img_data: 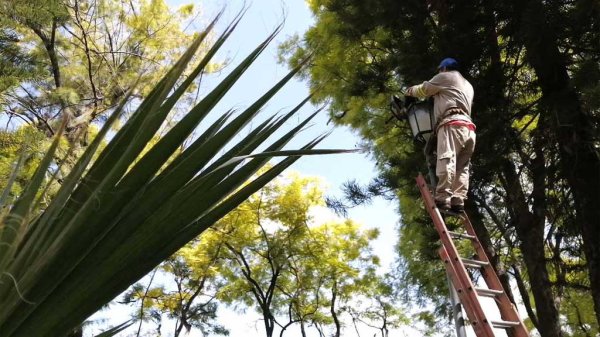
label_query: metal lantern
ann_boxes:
[389,95,434,143]
[407,100,434,143]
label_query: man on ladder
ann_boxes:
[405,58,476,213]
[406,59,529,337]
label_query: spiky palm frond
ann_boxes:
[0,13,350,337]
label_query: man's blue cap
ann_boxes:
[438,57,459,70]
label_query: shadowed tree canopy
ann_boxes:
[283,1,600,336]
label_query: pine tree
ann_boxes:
[284,0,600,335]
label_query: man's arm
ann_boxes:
[405,73,447,98]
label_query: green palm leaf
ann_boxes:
[0,13,347,337]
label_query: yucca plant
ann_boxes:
[0,13,351,337]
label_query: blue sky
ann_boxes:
[186,0,401,267]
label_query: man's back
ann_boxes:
[423,70,474,127]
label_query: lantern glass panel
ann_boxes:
[408,113,420,138]
[414,106,432,132]
[407,102,434,142]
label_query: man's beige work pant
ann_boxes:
[435,124,476,206]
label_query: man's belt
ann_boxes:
[444,107,467,117]
[435,108,472,132]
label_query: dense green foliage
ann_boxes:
[125,172,405,337]
[284,1,600,336]
[0,0,208,142]
[0,127,49,204]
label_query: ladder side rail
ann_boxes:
[439,247,495,337]
[460,215,530,337]
[446,269,468,337]
[416,175,496,337]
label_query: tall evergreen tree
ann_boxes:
[506,0,600,326]
[284,0,599,335]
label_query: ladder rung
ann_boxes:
[447,231,476,240]
[461,258,489,268]
[490,319,521,329]
[475,287,504,297]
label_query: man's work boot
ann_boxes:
[451,204,465,213]
[450,197,464,213]
[435,200,451,212]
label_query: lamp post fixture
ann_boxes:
[407,100,434,143]
[390,95,437,186]
[389,95,434,144]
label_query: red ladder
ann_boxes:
[416,174,529,337]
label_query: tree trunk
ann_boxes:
[512,264,539,328]
[501,159,562,337]
[516,0,600,325]
[475,194,541,330]
[300,320,307,337]
[330,281,341,337]
[262,306,275,337]
[465,198,517,306]
[30,20,61,90]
